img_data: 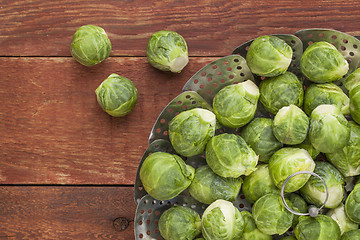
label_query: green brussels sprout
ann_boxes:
[345,183,360,224]
[169,108,216,157]
[241,118,283,163]
[279,236,296,240]
[350,84,360,125]
[146,30,188,73]
[252,193,294,235]
[242,164,279,203]
[300,161,344,208]
[95,73,138,117]
[309,104,350,153]
[326,121,360,177]
[293,136,320,160]
[139,152,195,200]
[188,165,243,204]
[205,133,258,178]
[326,203,359,235]
[259,72,304,115]
[70,25,111,66]
[246,35,293,77]
[158,206,201,240]
[300,41,349,83]
[341,229,360,240]
[303,83,350,115]
[269,147,315,192]
[344,68,360,91]
[273,105,309,145]
[294,215,341,240]
[285,192,308,227]
[213,80,260,128]
[201,199,244,240]
[240,210,273,240]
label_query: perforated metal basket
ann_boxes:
[134,29,360,240]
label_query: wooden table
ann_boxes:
[1,0,360,239]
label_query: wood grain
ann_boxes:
[1,0,360,57]
[0,186,136,239]
[0,56,216,185]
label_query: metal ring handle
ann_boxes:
[280,171,329,217]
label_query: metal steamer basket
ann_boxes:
[134,29,360,240]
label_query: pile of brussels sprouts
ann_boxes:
[139,35,360,240]
[70,25,189,117]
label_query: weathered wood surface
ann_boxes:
[0,56,216,185]
[0,186,136,239]
[1,0,360,57]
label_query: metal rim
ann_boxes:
[280,171,329,217]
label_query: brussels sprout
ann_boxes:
[242,164,279,203]
[345,183,360,224]
[95,73,138,117]
[158,206,201,240]
[326,121,360,177]
[188,165,243,204]
[146,30,188,73]
[285,192,308,227]
[293,136,320,160]
[213,80,260,128]
[279,236,296,240]
[269,147,315,192]
[326,203,359,235]
[273,105,309,145]
[70,25,111,66]
[341,229,360,240]
[259,72,304,115]
[300,161,344,208]
[246,35,293,77]
[240,210,273,240]
[309,104,350,153]
[139,152,195,200]
[169,108,216,157]
[344,68,360,91]
[241,118,283,163]
[300,41,349,83]
[205,133,258,178]
[303,83,350,115]
[350,84,360,125]
[201,199,244,240]
[294,215,341,240]
[252,193,294,235]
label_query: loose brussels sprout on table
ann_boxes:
[294,215,341,240]
[345,183,360,224]
[259,71,304,115]
[309,104,350,153]
[168,108,216,157]
[146,30,189,73]
[158,206,202,240]
[139,152,195,200]
[242,164,279,203]
[326,121,360,177]
[273,104,309,145]
[269,147,315,192]
[246,35,293,77]
[300,161,345,208]
[70,25,111,66]
[303,83,350,116]
[201,199,244,240]
[188,165,243,204]
[241,118,283,163]
[252,193,294,235]
[213,80,260,128]
[300,41,349,83]
[205,133,258,178]
[95,73,138,117]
